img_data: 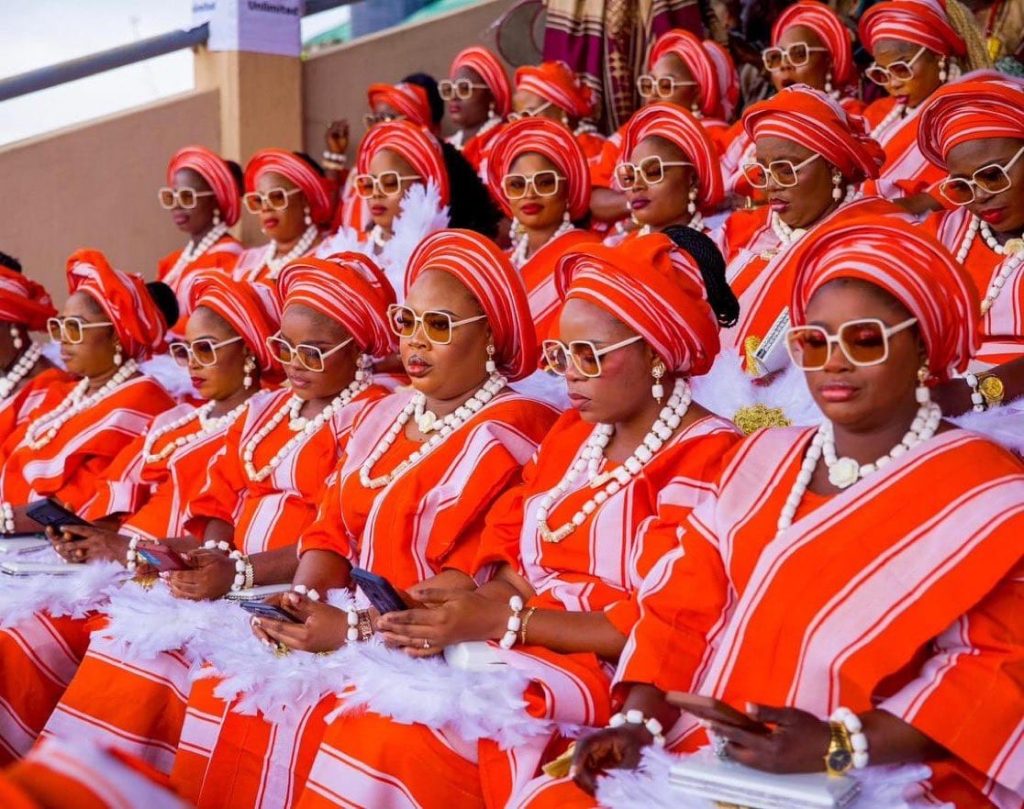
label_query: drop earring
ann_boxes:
[355,353,372,382]
[243,356,256,390]
[691,101,701,118]
[916,365,931,404]
[687,187,698,215]
[303,206,312,227]
[113,343,123,367]
[832,169,843,201]
[824,70,834,95]
[938,56,947,82]
[213,208,221,226]
[485,341,497,374]
[651,360,666,403]
[9,325,23,351]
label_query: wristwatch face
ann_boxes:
[827,748,853,773]
[979,375,1005,402]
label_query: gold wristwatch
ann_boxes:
[978,373,1006,408]
[824,721,854,777]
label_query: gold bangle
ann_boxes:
[519,607,537,645]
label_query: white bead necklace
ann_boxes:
[0,342,43,400]
[369,225,388,250]
[142,399,248,464]
[164,223,229,286]
[266,224,319,280]
[776,400,941,535]
[770,211,809,247]
[536,378,692,544]
[957,216,1024,314]
[243,377,369,482]
[23,360,139,450]
[359,373,507,489]
[510,219,574,270]
[869,102,906,142]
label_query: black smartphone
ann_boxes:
[239,600,303,624]
[2,532,48,540]
[351,567,409,614]
[137,546,192,572]
[25,498,93,535]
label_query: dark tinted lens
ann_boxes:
[243,192,263,213]
[378,172,402,195]
[762,48,784,70]
[266,189,289,210]
[865,66,890,85]
[267,337,293,363]
[788,43,810,64]
[158,188,176,208]
[789,327,829,367]
[177,188,197,208]
[888,61,914,80]
[973,165,1012,193]
[637,76,655,96]
[570,342,601,376]
[295,345,326,371]
[438,81,455,100]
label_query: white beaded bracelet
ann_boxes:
[228,550,253,592]
[202,539,231,552]
[125,534,142,572]
[321,150,347,167]
[609,709,666,747]
[2,502,14,534]
[292,584,320,602]
[499,595,524,649]
[830,707,869,769]
[963,372,986,413]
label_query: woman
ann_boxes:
[556,217,1024,809]
[0,266,63,443]
[168,229,560,806]
[43,253,394,772]
[607,102,724,244]
[0,249,176,524]
[156,145,244,336]
[443,46,511,174]
[918,72,1024,413]
[718,85,894,379]
[858,0,980,214]
[0,272,278,763]
[282,235,740,809]
[723,0,862,205]
[233,150,333,286]
[486,117,599,340]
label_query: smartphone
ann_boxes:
[25,498,93,535]
[136,546,192,572]
[666,692,771,734]
[351,567,409,614]
[239,600,302,624]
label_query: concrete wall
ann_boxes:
[0,90,220,301]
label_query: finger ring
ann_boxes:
[422,639,431,649]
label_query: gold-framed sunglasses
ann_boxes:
[636,74,696,99]
[169,336,243,368]
[158,187,214,210]
[542,335,643,378]
[439,79,488,100]
[785,317,917,370]
[500,170,566,200]
[938,145,1024,206]
[353,172,423,199]
[615,155,693,190]
[388,304,486,345]
[243,187,302,214]
[761,42,829,71]
[865,46,927,85]
[507,101,554,122]
[46,316,114,344]
[363,111,405,129]
[266,334,353,373]
[741,153,821,189]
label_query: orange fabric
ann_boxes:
[0,369,68,449]
[859,0,967,57]
[518,229,600,342]
[156,235,243,339]
[167,145,242,227]
[515,62,595,119]
[231,241,320,287]
[0,267,56,331]
[458,119,506,174]
[245,150,334,226]
[356,120,450,206]
[772,0,857,86]
[450,46,511,117]
[367,82,433,128]
[619,427,1024,807]
[0,375,174,509]
[861,95,946,200]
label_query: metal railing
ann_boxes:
[0,0,356,104]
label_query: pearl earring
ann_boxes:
[485,342,497,374]
[938,57,947,82]
[651,360,666,403]
[243,356,256,390]
[303,206,312,227]
[687,187,698,216]
[916,365,931,404]
[113,344,123,367]
[824,71,834,95]
[355,353,372,382]
[9,325,23,351]
[832,170,843,201]
[563,209,572,225]
[488,101,497,121]
[691,102,701,118]
[213,208,221,226]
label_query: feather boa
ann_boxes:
[0,554,128,629]
[597,746,949,809]
[950,395,1024,453]
[140,354,197,401]
[316,182,449,300]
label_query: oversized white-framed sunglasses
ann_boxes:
[46,316,114,344]
[363,111,405,129]
[785,317,918,370]
[158,187,214,210]
[761,42,829,71]
[266,333,353,373]
[169,336,243,368]
[353,171,423,199]
[501,170,566,199]
[388,304,487,345]
[865,45,928,85]
[507,101,554,122]
[439,79,488,100]
[741,153,821,189]
[636,74,696,98]
[938,145,1024,206]
[542,335,643,378]
[243,187,301,214]
[615,155,693,190]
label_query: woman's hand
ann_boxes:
[708,703,830,774]
[251,592,349,653]
[376,587,509,658]
[571,724,654,796]
[47,525,130,564]
[163,549,235,601]
[325,120,350,154]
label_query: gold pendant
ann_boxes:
[1003,237,1024,255]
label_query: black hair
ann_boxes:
[293,151,326,177]
[0,252,22,274]
[146,281,180,330]
[662,225,740,328]
[225,159,245,195]
[441,141,502,239]
[401,72,444,126]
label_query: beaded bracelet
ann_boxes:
[609,709,666,747]
[1,502,14,534]
[963,372,987,413]
[830,707,869,769]
[292,584,320,602]
[125,534,143,572]
[202,539,231,552]
[227,550,253,592]
[345,607,373,642]
[499,595,524,649]
[321,150,347,170]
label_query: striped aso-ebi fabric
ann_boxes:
[0,266,56,331]
[356,119,450,206]
[367,81,433,128]
[450,46,511,117]
[858,0,968,58]
[167,145,241,226]
[772,0,857,87]
[486,117,591,220]
[648,29,736,120]
[514,61,595,119]
[245,149,334,226]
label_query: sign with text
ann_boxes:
[192,0,302,57]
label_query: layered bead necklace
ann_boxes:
[164,222,229,287]
[369,225,389,250]
[143,399,248,464]
[955,215,1024,315]
[536,378,692,544]
[243,375,370,482]
[764,186,856,260]
[510,218,574,270]
[776,398,942,535]
[265,224,319,280]
[635,212,704,238]
[0,342,43,400]
[24,359,139,450]
[869,102,907,142]
[359,373,507,489]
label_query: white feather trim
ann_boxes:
[377,181,450,299]
[950,397,1024,453]
[597,747,948,809]
[140,354,197,401]
[315,225,369,260]
[40,341,66,370]
[511,370,570,411]
[0,555,127,629]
